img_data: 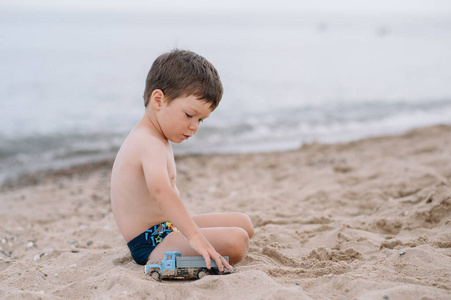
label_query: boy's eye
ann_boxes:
[185,112,203,123]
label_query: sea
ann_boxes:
[1,9,451,183]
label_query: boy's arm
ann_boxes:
[141,141,232,271]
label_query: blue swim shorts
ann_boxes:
[127,221,178,265]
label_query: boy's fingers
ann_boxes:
[206,249,224,272]
[221,256,233,271]
[203,253,212,269]
[207,251,223,271]
[213,255,224,272]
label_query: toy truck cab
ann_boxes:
[145,251,180,281]
[159,251,178,270]
[145,251,231,281]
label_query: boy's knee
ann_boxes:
[236,227,250,245]
[226,227,249,264]
[235,212,254,238]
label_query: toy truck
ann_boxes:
[145,251,232,281]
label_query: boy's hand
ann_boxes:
[188,232,233,272]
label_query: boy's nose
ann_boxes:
[188,121,198,131]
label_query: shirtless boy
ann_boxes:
[111,49,254,272]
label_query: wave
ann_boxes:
[1,98,451,184]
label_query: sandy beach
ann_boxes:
[1,124,450,299]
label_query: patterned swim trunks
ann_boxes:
[127,221,179,265]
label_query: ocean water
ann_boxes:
[1,10,451,183]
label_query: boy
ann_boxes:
[111,49,254,272]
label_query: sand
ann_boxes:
[1,125,450,299]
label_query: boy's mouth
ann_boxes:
[183,135,191,140]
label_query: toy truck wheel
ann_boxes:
[196,268,208,279]
[150,270,162,281]
[210,268,220,275]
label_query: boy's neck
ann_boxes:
[143,110,168,142]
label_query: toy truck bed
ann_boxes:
[175,256,229,268]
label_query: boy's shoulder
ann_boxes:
[128,123,167,149]
[124,120,170,159]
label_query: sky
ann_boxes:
[1,0,449,15]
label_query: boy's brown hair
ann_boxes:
[143,49,223,109]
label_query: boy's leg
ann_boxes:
[192,212,254,238]
[148,227,249,264]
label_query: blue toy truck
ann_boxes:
[145,251,232,281]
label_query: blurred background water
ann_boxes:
[1,1,451,183]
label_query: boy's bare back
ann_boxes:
[111,115,175,242]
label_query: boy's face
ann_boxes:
[156,95,213,144]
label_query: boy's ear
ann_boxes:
[150,89,165,111]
